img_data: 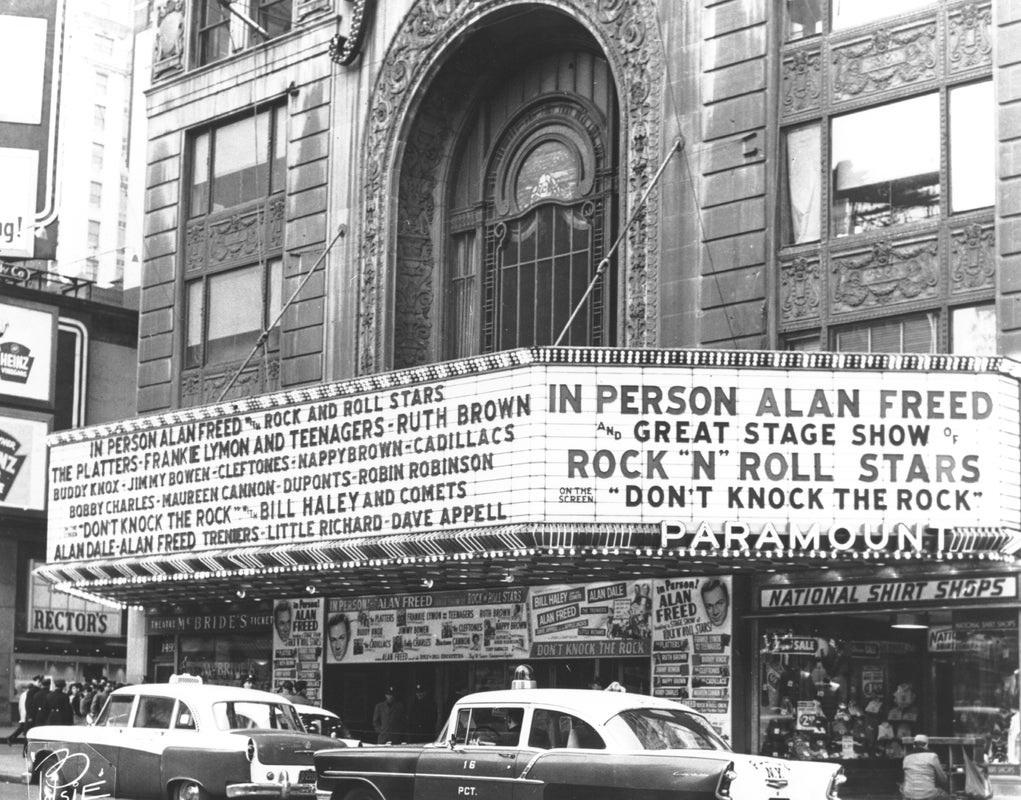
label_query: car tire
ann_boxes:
[171,779,209,800]
[342,785,381,800]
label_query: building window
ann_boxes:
[94,105,106,131]
[193,0,293,67]
[87,220,101,251]
[950,82,995,213]
[831,95,939,236]
[94,32,114,56]
[91,142,104,171]
[89,181,103,207]
[951,303,996,355]
[833,312,936,353]
[786,0,935,41]
[95,71,108,94]
[194,0,231,65]
[183,104,287,385]
[189,105,287,217]
[257,0,293,38]
[184,258,282,367]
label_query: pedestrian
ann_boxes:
[294,681,310,702]
[39,679,74,727]
[27,678,50,729]
[408,684,435,742]
[89,679,110,723]
[902,734,950,800]
[372,685,407,744]
[5,675,42,744]
[241,674,256,690]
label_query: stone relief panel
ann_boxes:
[296,0,332,22]
[185,196,285,270]
[947,3,992,74]
[780,256,822,323]
[181,360,281,407]
[831,239,939,313]
[832,22,937,102]
[782,48,822,116]
[357,0,665,374]
[153,0,185,79]
[950,222,995,293]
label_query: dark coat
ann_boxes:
[40,689,74,726]
[25,685,46,726]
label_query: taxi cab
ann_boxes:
[27,678,341,800]
[314,669,845,800]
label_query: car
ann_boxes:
[293,704,361,747]
[27,679,343,800]
[314,684,846,800]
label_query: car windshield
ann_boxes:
[212,701,303,731]
[605,707,730,751]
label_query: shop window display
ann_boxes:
[759,613,1020,769]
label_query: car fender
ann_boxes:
[162,746,251,795]
[315,745,422,800]
[519,749,733,794]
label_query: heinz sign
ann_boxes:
[46,350,1021,565]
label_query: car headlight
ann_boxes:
[827,768,847,800]
[715,762,738,800]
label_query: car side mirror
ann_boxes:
[447,734,457,750]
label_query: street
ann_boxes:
[0,783,32,800]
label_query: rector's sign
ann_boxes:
[46,350,1021,565]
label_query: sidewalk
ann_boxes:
[0,743,29,784]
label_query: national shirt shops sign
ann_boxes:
[45,349,1021,565]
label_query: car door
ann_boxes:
[117,694,175,799]
[414,705,524,800]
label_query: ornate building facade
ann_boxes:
[39,0,1021,795]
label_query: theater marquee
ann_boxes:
[45,349,1021,566]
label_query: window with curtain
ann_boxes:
[833,313,936,353]
[783,124,821,245]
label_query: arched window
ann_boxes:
[445,53,617,357]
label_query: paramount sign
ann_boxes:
[660,520,940,555]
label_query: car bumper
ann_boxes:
[226,783,316,800]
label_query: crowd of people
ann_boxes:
[6,675,120,746]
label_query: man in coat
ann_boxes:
[372,686,407,744]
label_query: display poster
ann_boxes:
[0,411,49,511]
[528,580,652,658]
[326,588,528,663]
[271,597,323,704]
[651,576,732,740]
[46,359,1021,566]
[0,300,55,404]
[26,559,122,637]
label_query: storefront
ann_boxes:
[753,569,1020,795]
[37,348,1021,783]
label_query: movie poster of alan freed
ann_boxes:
[652,576,733,740]
[272,597,324,703]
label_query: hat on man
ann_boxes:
[913,734,929,747]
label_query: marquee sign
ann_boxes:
[45,350,1021,567]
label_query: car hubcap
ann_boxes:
[179,783,200,800]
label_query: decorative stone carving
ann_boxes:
[393,109,446,369]
[948,4,992,73]
[186,196,285,270]
[831,239,939,312]
[357,0,665,374]
[782,49,822,116]
[780,257,822,322]
[832,23,936,102]
[152,0,185,79]
[950,223,995,292]
[181,360,281,407]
